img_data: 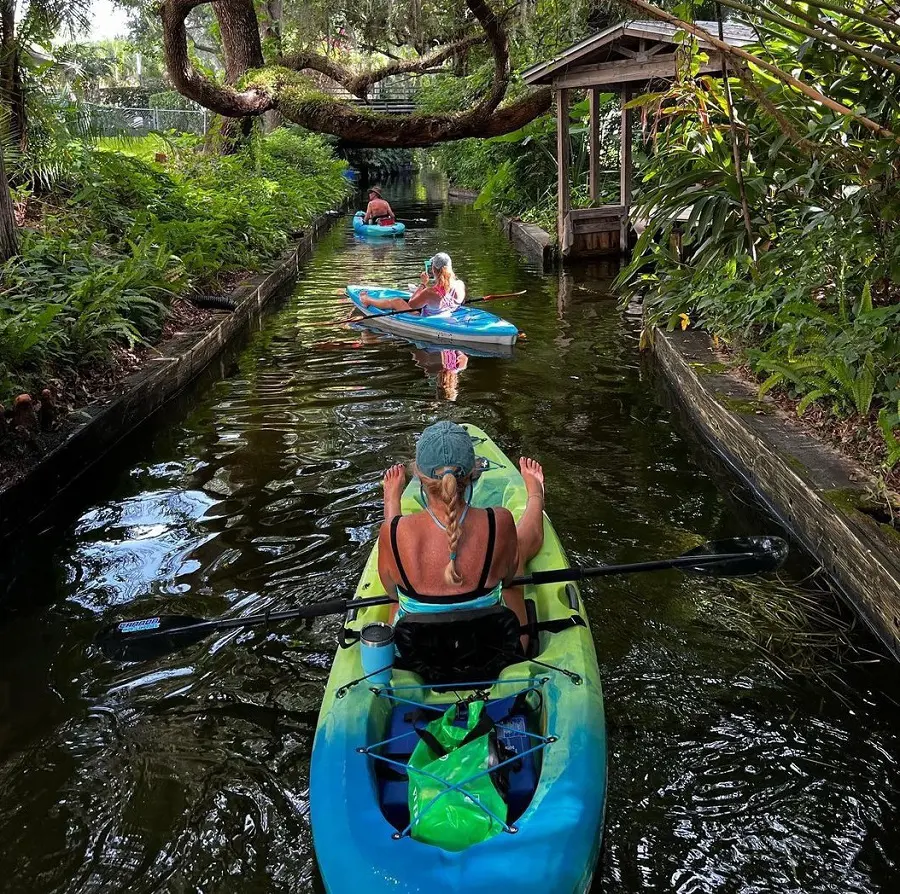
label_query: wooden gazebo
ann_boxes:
[522,20,753,260]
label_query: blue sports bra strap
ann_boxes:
[390,516,417,597]
[476,508,496,593]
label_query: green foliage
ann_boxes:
[340,146,415,177]
[425,94,620,237]
[0,129,349,402]
[148,91,199,112]
[617,21,900,468]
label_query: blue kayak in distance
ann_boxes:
[353,211,406,237]
[345,286,519,349]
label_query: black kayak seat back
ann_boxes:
[376,694,540,832]
[393,604,523,686]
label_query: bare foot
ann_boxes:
[382,463,407,520]
[360,291,371,307]
[519,457,544,504]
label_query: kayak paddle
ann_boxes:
[96,537,786,663]
[332,290,527,327]
[510,536,788,586]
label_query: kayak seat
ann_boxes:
[377,694,541,832]
[393,605,523,686]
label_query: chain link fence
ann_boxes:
[80,102,209,137]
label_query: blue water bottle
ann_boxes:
[359,622,395,686]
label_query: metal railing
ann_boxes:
[80,74,424,138]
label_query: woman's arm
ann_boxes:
[363,200,374,223]
[409,285,441,310]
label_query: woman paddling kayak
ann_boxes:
[360,252,466,316]
[377,421,544,649]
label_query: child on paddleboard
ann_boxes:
[360,252,466,315]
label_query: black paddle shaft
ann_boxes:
[97,537,786,662]
[104,595,398,646]
[511,551,755,587]
[349,291,527,323]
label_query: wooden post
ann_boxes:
[619,86,632,253]
[589,87,600,202]
[556,88,570,255]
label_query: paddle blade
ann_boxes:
[682,536,789,576]
[96,614,211,663]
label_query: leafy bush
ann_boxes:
[424,92,621,237]
[618,31,900,469]
[0,129,349,402]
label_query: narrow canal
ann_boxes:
[1,178,898,893]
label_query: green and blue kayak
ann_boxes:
[310,424,607,893]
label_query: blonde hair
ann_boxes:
[416,464,474,586]
[436,265,453,293]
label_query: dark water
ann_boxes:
[1,177,899,893]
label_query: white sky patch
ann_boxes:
[85,0,131,41]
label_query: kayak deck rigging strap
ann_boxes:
[357,681,555,840]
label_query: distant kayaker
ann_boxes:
[360,252,466,315]
[377,421,545,649]
[363,186,396,224]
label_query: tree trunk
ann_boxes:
[211,0,266,148]
[260,0,283,130]
[0,147,19,263]
[0,0,25,147]
[213,0,264,84]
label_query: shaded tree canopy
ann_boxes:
[158,0,553,146]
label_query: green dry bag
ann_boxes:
[407,700,507,852]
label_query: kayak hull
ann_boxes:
[353,211,406,237]
[345,286,519,348]
[310,425,607,894]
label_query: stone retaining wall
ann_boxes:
[0,210,341,539]
[654,327,900,660]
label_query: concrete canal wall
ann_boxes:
[0,210,341,539]
[654,327,900,660]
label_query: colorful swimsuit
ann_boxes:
[420,282,463,317]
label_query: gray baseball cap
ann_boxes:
[415,421,475,479]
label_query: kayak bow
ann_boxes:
[353,211,406,237]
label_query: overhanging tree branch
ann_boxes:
[281,33,485,98]
[159,0,552,145]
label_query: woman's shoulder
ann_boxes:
[484,504,515,532]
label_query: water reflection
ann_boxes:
[411,347,469,402]
[0,177,898,893]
